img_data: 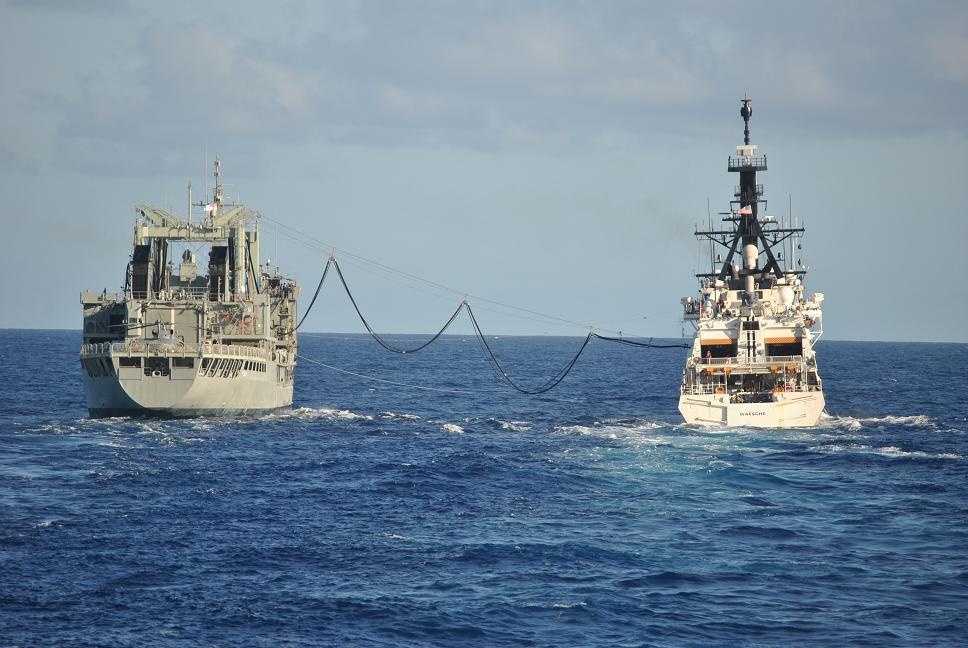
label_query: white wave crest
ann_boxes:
[810,443,960,460]
[290,407,373,422]
[555,418,667,438]
[824,413,937,430]
[378,411,421,421]
[499,420,531,432]
[440,423,464,434]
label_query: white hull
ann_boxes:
[679,390,825,428]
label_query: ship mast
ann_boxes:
[693,99,805,291]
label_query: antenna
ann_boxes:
[741,97,752,145]
[214,158,222,206]
[788,193,792,272]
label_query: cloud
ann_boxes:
[925,33,968,84]
[4,0,968,177]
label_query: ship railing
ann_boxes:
[727,155,767,171]
[681,382,817,396]
[81,341,270,361]
[81,341,199,356]
[128,287,211,301]
[733,183,764,197]
[202,343,270,361]
[697,355,802,367]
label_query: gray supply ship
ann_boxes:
[80,161,299,417]
[679,100,825,427]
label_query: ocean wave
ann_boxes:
[440,423,464,434]
[379,411,422,421]
[823,413,937,430]
[555,418,667,438]
[519,600,588,610]
[809,443,961,460]
[288,407,374,422]
[498,420,531,432]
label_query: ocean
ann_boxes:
[2,329,966,646]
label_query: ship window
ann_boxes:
[700,342,737,359]
[119,356,141,368]
[766,341,803,357]
[172,357,194,368]
[144,357,170,377]
[108,314,126,334]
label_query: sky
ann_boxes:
[1,0,966,342]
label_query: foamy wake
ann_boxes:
[521,601,588,610]
[810,443,960,460]
[289,407,374,422]
[379,411,422,421]
[554,418,668,440]
[822,413,937,430]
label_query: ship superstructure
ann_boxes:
[80,161,299,416]
[679,100,824,427]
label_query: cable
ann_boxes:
[592,333,690,349]
[291,257,332,332]
[282,251,678,395]
[263,215,625,335]
[331,258,466,354]
[464,302,593,394]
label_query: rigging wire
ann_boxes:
[296,354,479,395]
[288,250,686,395]
[263,215,624,335]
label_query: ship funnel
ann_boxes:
[743,243,758,270]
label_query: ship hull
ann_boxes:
[678,391,825,428]
[82,356,293,418]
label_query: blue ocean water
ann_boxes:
[1,328,967,646]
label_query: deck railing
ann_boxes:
[698,355,802,367]
[80,341,271,361]
[681,383,821,396]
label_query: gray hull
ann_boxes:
[81,343,294,418]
